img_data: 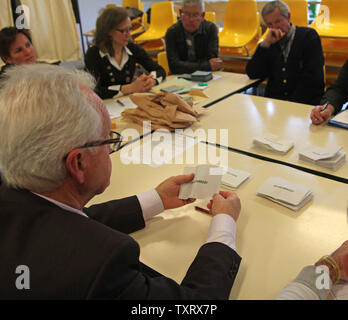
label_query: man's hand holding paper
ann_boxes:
[207,191,241,222]
[156,174,196,209]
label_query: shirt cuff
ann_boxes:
[205,213,237,251]
[107,85,124,98]
[136,189,164,222]
[150,71,163,84]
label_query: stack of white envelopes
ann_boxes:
[299,146,346,171]
[221,168,251,190]
[253,133,294,155]
[257,177,314,211]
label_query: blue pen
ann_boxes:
[321,102,330,112]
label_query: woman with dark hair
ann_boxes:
[0,27,37,76]
[85,7,166,99]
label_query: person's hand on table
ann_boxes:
[209,58,223,71]
[310,104,335,125]
[207,190,241,222]
[329,241,348,281]
[156,174,196,210]
[314,240,348,284]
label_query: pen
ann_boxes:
[321,101,330,112]
[194,206,211,215]
[116,99,125,107]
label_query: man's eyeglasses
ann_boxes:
[75,131,123,155]
[181,11,203,19]
[115,27,132,34]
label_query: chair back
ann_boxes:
[123,0,144,11]
[285,0,308,26]
[220,0,260,47]
[311,0,348,37]
[205,11,216,23]
[157,51,170,76]
[135,1,176,42]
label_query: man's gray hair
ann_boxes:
[182,0,205,12]
[261,0,290,19]
[0,64,103,192]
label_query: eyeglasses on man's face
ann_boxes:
[75,130,123,155]
[181,11,203,20]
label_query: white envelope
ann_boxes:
[253,133,294,154]
[299,145,342,161]
[221,168,251,189]
[179,165,223,199]
[257,177,313,211]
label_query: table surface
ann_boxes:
[104,72,260,135]
[89,140,348,300]
[185,93,348,181]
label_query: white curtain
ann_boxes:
[20,0,81,62]
[0,0,14,67]
[0,0,14,28]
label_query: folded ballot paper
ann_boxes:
[179,165,223,199]
[253,133,294,155]
[221,167,251,190]
[257,177,314,211]
[299,145,346,171]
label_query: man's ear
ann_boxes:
[65,149,86,184]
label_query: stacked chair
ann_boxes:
[134,1,177,57]
[311,0,348,87]
[219,0,262,73]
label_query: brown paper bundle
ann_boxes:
[122,92,203,131]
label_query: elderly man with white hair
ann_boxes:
[165,0,222,74]
[0,64,242,299]
[246,0,324,105]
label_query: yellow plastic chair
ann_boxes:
[134,1,176,43]
[157,51,170,76]
[205,11,216,24]
[131,12,148,38]
[106,4,118,9]
[285,0,308,27]
[219,0,260,56]
[311,0,348,38]
[122,0,144,11]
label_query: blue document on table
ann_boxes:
[328,109,348,130]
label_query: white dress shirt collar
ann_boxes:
[99,46,133,71]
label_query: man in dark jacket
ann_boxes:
[246,0,324,105]
[165,0,222,74]
[310,59,348,125]
[0,64,242,299]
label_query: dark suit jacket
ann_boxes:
[246,27,324,105]
[85,43,166,99]
[165,19,219,74]
[321,59,348,114]
[0,185,241,299]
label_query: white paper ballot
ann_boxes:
[221,168,251,189]
[299,145,342,161]
[105,97,138,119]
[257,177,314,211]
[179,165,223,199]
[253,133,294,154]
[299,145,346,171]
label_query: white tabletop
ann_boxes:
[185,93,348,181]
[89,140,348,299]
